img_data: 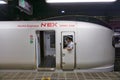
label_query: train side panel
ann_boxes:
[76,22,114,69]
[0,28,35,69]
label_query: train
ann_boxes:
[0,16,115,72]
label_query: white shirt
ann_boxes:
[67,41,74,49]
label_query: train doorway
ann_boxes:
[36,30,56,70]
[61,31,75,70]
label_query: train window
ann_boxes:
[63,35,73,49]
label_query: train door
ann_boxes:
[61,31,75,70]
[36,30,56,70]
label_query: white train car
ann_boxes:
[0,16,115,72]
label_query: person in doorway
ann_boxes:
[65,36,74,51]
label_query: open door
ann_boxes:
[61,31,75,70]
[36,31,56,71]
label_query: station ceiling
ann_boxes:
[0,0,120,20]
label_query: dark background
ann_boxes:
[0,0,120,20]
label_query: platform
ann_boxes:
[0,72,120,80]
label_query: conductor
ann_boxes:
[65,36,74,51]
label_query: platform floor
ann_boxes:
[39,56,55,68]
[0,72,120,80]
